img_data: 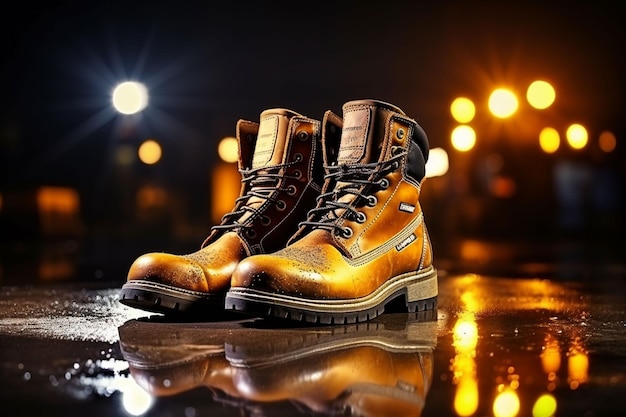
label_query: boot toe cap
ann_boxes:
[127,253,210,292]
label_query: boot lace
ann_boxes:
[299,147,405,238]
[212,160,300,234]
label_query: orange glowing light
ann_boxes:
[493,389,520,417]
[539,127,560,154]
[425,147,449,178]
[218,136,239,163]
[451,125,476,152]
[450,97,476,123]
[138,139,162,165]
[488,88,518,119]
[527,80,556,110]
[565,124,588,150]
[598,130,617,153]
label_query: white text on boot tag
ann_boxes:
[399,202,416,213]
[396,233,416,252]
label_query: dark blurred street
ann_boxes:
[1,238,625,417]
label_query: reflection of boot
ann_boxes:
[118,312,436,417]
[225,311,437,417]
[118,319,239,398]
[227,99,437,323]
[119,108,342,315]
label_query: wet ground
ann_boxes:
[1,238,625,417]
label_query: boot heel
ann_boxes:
[406,269,438,312]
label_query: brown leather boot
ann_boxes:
[119,108,342,315]
[226,99,437,324]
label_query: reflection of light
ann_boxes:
[493,389,520,417]
[452,308,479,417]
[565,124,588,150]
[454,378,479,417]
[539,127,560,154]
[122,375,154,416]
[454,318,478,351]
[567,338,589,389]
[527,80,556,110]
[532,393,557,417]
[451,97,476,123]
[112,81,149,115]
[488,88,518,118]
[138,139,162,165]
[425,147,449,178]
[451,125,476,152]
[541,334,561,391]
[218,136,239,163]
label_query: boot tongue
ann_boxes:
[237,108,302,226]
[251,108,300,169]
[337,99,405,165]
[326,100,405,223]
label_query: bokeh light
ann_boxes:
[532,394,557,417]
[598,130,617,153]
[566,124,588,150]
[138,139,162,165]
[112,81,149,115]
[451,125,477,152]
[451,97,476,123]
[425,147,449,178]
[527,80,556,109]
[218,136,239,163]
[539,127,560,154]
[488,88,519,118]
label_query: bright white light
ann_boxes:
[121,375,154,416]
[425,147,449,178]
[112,82,148,115]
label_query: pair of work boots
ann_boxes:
[119,99,438,324]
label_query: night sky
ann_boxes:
[2,0,625,199]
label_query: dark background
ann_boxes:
[1,0,625,282]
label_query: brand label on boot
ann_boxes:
[399,202,416,213]
[395,233,416,252]
[252,115,279,168]
[337,108,370,164]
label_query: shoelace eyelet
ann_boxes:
[276,200,287,211]
[287,185,297,196]
[355,211,366,223]
[366,195,378,207]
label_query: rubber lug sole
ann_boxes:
[224,267,438,324]
[119,280,225,316]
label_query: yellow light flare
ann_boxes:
[450,97,476,123]
[493,389,521,417]
[218,136,239,163]
[598,130,617,153]
[451,125,476,152]
[539,127,560,154]
[527,80,556,110]
[425,147,449,178]
[138,139,162,165]
[565,124,588,150]
[488,88,519,118]
[532,394,557,417]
